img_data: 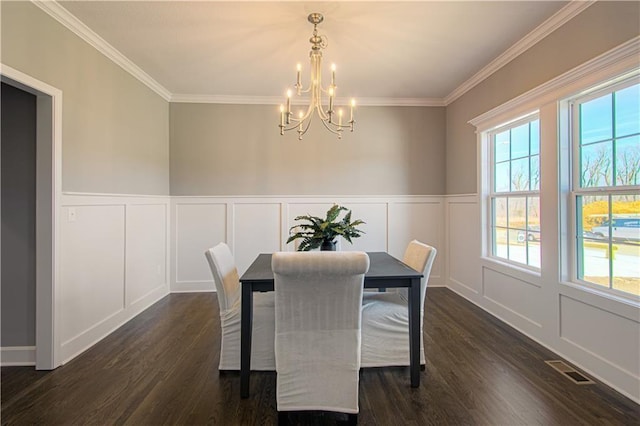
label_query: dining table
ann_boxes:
[239,251,423,398]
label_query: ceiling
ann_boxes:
[57,1,570,104]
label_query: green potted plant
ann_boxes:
[287,204,366,251]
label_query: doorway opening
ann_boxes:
[1,64,62,369]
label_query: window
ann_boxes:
[488,114,541,269]
[571,77,640,297]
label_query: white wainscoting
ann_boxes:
[59,193,170,364]
[171,196,445,292]
[445,195,640,404]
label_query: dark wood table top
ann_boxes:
[240,252,422,288]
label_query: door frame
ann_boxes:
[1,64,62,369]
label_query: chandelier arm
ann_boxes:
[280,123,300,132]
[321,117,344,132]
[318,117,342,137]
[317,105,330,121]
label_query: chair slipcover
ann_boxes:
[205,243,275,371]
[272,251,369,417]
[361,240,437,367]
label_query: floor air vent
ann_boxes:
[545,360,595,385]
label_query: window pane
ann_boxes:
[580,195,609,238]
[580,141,612,187]
[495,130,510,163]
[581,94,612,144]
[508,229,526,264]
[612,242,640,296]
[578,195,611,286]
[530,155,540,191]
[511,123,529,159]
[528,196,540,229]
[494,227,508,259]
[494,197,508,227]
[511,158,529,191]
[611,194,640,243]
[526,196,541,268]
[615,135,640,186]
[527,238,541,268]
[530,119,540,155]
[495,162,510,192]
[581,236,611,289]
[508,197,526,230]
[615,83,640,138]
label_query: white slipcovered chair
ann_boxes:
[361,240,437,368]
[204,242,275,371]
[272,251,369,425]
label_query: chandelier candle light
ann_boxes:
[279,13,355,140]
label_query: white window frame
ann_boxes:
[486,112,541,272]
[566,74,640,299]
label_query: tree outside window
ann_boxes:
[573,80,640,297]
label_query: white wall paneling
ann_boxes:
[444,195,640,404]
[173,201,226,292]
[59,194,169,363]
[482,267,543,330]
[125,204,168,305]
[560,295,639,378]
[233,202,282,275]
[387,201,444,286]
[446,196,481,294]
[172,196,445,292]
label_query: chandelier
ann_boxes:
[279,13,355,140]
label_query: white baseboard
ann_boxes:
[1,346,36,366]
[171,281,215,293]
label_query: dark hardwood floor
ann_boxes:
[2,288,638,425]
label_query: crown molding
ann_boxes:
[469,36,640,129]
[356,97,445,107]
[31,0,595,108]
[444,0,596,106]
[170,94,445,107]
[31,0,172,101]
[170,95,282,105]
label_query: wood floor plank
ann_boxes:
[2,289,638,425]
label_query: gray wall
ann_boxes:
[1,1,170,195]
[445,1,640,194]
[170,104,446,196]
[1,83,37,346]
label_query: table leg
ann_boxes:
[240,284,253,398]
[408,277,420,387]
